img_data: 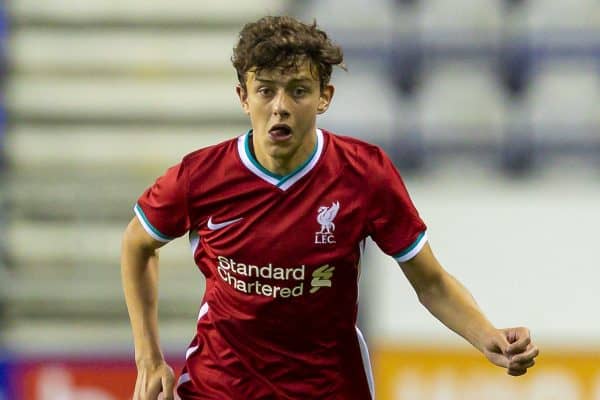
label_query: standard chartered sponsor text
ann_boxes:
[217,256,306,298]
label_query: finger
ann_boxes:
[484,331,515,367]
[506,331,531,356]
[510,345,539,364]
[510,354,536,368]
[484,350,510,368]
[508,354,537,375]
[504,326,528,341]
[161,372,175,400]
[508,367,528,376]
[496,333,511,355]
[511,358,536,370]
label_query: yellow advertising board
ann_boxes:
[374,344,600,400]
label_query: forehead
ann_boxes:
[247,60,319,85]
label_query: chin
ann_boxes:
[269,145,295,159]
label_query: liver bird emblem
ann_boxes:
[317,201,340,234]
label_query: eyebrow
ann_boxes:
[254,77,314,85]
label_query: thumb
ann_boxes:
[482,330,512,369]
[496,330,511,355]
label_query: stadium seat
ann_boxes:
[498,41,532,95]
[417,61,506,149]
[318,62,404,142]
[8,221,196,276]
[525,61,600,144]
[297,0,396,32]
[523,0,599,32]
[7,125,245,171]
[11,29,239,74]
[10,0,287,24]
[6,75,244,123]
[6,123,246,240]
[419,0,503,47]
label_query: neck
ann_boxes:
[251,130,317,177]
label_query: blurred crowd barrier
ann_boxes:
[374,346,600,400]
[1,2,8,399]
[0,348,598,399]
[2,356,184,400]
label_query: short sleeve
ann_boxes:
[367,148,427,262]
[134,162,191,242]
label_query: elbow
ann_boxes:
[416,287,435,309]
[414,274,447,308]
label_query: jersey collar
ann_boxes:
[237,129,324,191]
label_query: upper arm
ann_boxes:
[398,242,447,296]
[366,146,427,257]
[122,216,166,253]
[134,161,191,242]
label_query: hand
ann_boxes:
[482,327,539,376]
[134,358,175,400]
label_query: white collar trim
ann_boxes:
[237,129,324,191]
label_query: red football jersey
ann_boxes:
[135,129,427,399]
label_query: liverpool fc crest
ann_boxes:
[315,201,339,244]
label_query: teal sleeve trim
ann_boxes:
[134,203,174,242]
[393,231,427,262]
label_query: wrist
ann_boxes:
[463,317,497,352]
[473,324,499,352]
[135,352,165,367]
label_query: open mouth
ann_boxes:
[268,124,293,142]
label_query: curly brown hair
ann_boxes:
[232,16,345,92]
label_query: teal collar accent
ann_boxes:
[244,131,284,180]
[237,129,325,190]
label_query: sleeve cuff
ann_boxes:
[393,231,428,262]
[134,203,174,243]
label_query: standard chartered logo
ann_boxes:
[310,264,335,293]
[217,256,334,298]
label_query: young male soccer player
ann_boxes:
[121,16,539,400]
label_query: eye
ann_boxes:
[293,87,307,97]
[258,87,273,96]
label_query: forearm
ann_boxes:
[418,273,496,353]
[121,235,164,363]
[401,244,538,374]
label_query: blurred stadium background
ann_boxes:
[0,0,599,399]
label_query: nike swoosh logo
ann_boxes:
[207,216,244,230]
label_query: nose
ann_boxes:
[273,90,290,118]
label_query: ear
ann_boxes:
[236,84,250,115]
[317,84,335,115]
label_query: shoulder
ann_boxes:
[179,135,241,175]
[324,129,381,154]
[322,129,393,174]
